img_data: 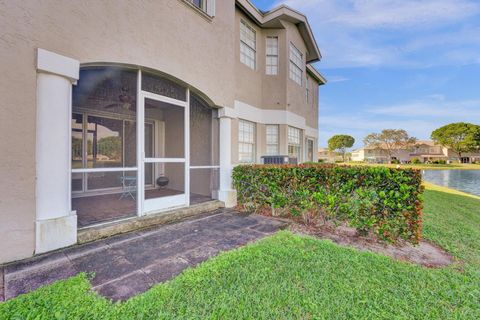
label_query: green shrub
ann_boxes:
[411,158,421,164]
[232,164,424,243]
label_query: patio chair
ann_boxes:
[119,176,137,200]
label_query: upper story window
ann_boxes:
[289,43,303,86]
[266,125,279,155]
[185,0,215,16]
[240,20,256,70]
[305,75,310,104]
[239,119,256,163]
[266,36,279,75]
[288,126,302,161]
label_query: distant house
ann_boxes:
[317,148,343,163]
[351,140,480,164]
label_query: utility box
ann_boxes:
[261,155,297,165]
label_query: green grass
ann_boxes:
[1,190,480,319]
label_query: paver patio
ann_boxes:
[0,209,287,301]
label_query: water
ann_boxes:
[422,170,480,196]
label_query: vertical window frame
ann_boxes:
[238,119,256,163]
[289,43,303,86]
[240,20,257,70]
[266,36,279,75]
[288,126,302,161]
[265,124,279,155]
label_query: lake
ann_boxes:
[422,170,480,196]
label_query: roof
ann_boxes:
[360,140,440,150]
[307,65,327,85]
[236,0,322,63]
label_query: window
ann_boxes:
[190,0,205,10]
[266,36,278,75]
[266,125,279,155]
[240,20,256,69]
[289,43,303,85]
[186,0,215,16]
[305,76,310,103]
[239,120,256,163]
[306,138,314,162]
[288,126,302,160]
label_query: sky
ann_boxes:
[251,0,480,148]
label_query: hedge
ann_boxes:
[232,164,424,243]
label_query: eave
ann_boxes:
[236,0,322,63]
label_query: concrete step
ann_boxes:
[77,200,224,244]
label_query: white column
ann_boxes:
[217,110,237,207]
[35,49,79,254]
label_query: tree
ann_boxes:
[328,134,355,162]
[431,122,480,162]
[363,129,417,163]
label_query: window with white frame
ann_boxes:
[266,36,278,75]
[186,0,215,16]
[289,43,303,86]
[240,20,256,70]
[305,75,310,103]
[266,125,279,155]
[306,138,314,162]
[288,126,302,160]
[239,120,256,163]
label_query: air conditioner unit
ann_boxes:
[261,155,297,165]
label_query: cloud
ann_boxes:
[326,75,349,83]
[279,0,480,29]
[272,0,480,68]
[368,99,480,118]
[317,97,480,147]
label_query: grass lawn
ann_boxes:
[1,186,480,319]
[344,162,480,170]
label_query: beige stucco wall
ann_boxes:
[0,0,322,263]
[0,0,240,264]
[230,11,321,164]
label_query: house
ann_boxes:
[0,0,325,264]
[317,148,342,163]
[351,140,480,163]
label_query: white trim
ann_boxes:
[72,167,138,173]
[145,158,186,163]
[37,48,79,82]
[185,88,191,207]
[35,215,77,254]
[206,0,216,16]
[139,85,189,213]
[144,194,187,214]
[229,100,319,139]
[137,70,144,216]
[218,116,236,207]
[305,127,318,139]
[141,90,187,108]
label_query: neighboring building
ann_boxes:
[351,140,480,163]
[317,148,343,163]
[0,0,325,263]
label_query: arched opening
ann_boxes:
[71,66,219,227]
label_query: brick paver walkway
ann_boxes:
[0,209,287,301]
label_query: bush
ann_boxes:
[232,164,424,243]
[390,159,400,164]
[411,158,421,164]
